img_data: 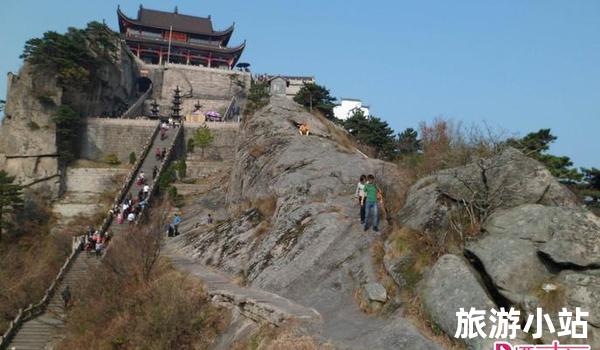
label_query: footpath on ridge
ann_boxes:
[164,244,322,326]
[5,123,179,350]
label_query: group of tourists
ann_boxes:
[115,172,152,226]
[84,225,111,257]
[355,174,383,232]
[160,118,181,140]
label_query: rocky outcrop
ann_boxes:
[398,147,577,238]
[0,64,62,193]
[0,39,139,197]
[172,96,441,349]
[399,147,600,348]
[422,254,499,350]
[466,204,600,348]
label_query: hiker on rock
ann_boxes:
[355,175,367,224]
[362,174,380,232]
[161,148,167,159]
[152,165,158,179]
[155,147,161,161]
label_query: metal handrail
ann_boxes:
[0,236,84,349]
[223,96,237,122]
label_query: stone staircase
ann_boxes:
[2,123,181,350]
[8,253,99,350]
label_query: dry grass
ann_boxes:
[253,195,278,220]
[0,232,71,333]
[404,294,466,350]
[70,159,130,169]
[398,118,507,182]
[311,110,356,154]
[534,280,566,314]
[231,322,333,350]
[249,143,268,158]
[378,225,465,349]
[254,221,272,237]
[59,205,230,349]
[0,190,71,334]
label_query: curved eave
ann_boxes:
[125,36,246,56]
[117,7,235,41]
[117,7,137,33]
[212,23,234,46]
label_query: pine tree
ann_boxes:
[294,83,337,120]
[507,129,581,182]
[0,170,24,241]
[397,128,422,155]
[343,109,397,160]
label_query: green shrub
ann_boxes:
[36,93,55,106]
[52,105,81,163]
[175,160,186,179]
[244,80,270,115]
[187,138,195,153]
[129,152,136,165]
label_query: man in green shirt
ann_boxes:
[362,174,380,232]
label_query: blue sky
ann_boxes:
[1,0,599,167]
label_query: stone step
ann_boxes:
[6,125,180,350]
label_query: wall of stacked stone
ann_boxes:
[150,64,251,100]
[183,123,239,161]
[81,118,157,163]
[142,97,230,119]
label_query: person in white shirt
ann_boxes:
[355,175,367,224]
[127,212,136,225]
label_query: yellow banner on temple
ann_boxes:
[186,113,206,123]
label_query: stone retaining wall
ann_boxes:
[184,125,239,161]
[80,118,157,163]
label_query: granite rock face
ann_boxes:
[172,96,442,349]
[0,40,138,197]
[398,147,577,239]
[421,254,499,350]
[399,147,600,348]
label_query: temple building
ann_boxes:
[117,5,245,69]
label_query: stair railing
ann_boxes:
[121,84,153,119]
[0,235,84,350]
[137,124,184,223]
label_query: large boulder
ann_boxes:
[421,254,498,350]
[398,148,577,237]
[466,204,600,347]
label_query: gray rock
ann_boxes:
[0,38,139,197]
[398,148,577,238]
[537,270,600,348]
[364,283,387,303]
[421,254,497,350]
[173,96,442,349]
